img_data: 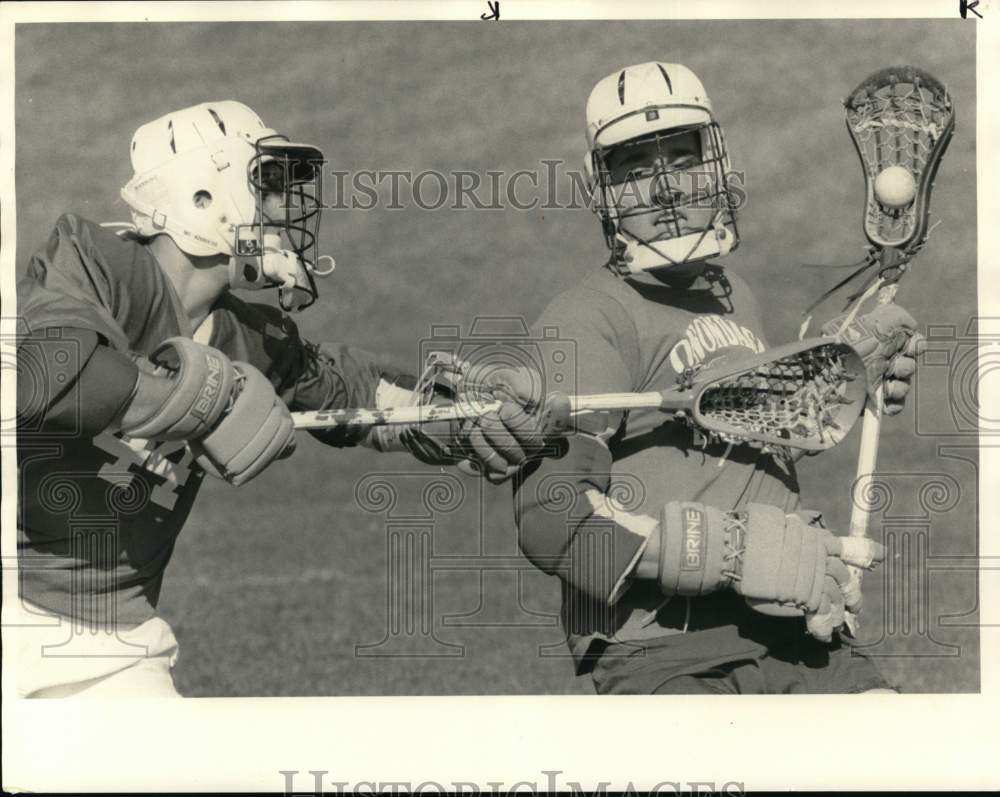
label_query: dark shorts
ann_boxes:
[587,596,895,695]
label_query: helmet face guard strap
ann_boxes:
[614,212,737,273]
[231,135,334,312]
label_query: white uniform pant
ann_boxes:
[4,598,182,698]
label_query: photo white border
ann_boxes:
[1,1,997,792]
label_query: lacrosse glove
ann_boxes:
[823,303,926,415]
[379,364,571,483]
[657,501,885,642]
[123,337,295,487]
[459,366,571,483]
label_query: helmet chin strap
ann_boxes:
[229,233,336,312]
[613,210,735,275]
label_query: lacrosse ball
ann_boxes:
[873,165,916,209]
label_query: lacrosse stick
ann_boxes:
[293,337,868,454]
[832,66,955,629]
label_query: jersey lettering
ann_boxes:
[93,432,195,511]
[669,314,766,372]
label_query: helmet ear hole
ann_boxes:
[193,190,213,209]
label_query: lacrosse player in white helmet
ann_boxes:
[512,63,925,694]
[120,101,334,313]
[585,61,739,276]
[13,101,567,698]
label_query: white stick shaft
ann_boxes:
[843,280,898,631]
[848,281,898,539]
[292,401,500,429]
[570,391,667,413]
[291,391,667,430]
[850,390,885,538]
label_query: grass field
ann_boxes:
[14,19,979,695]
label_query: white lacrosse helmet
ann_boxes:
[585,62,740,275]
[121,101,333,311]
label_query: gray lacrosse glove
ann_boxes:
[823,303,927,415]
[657,501,885,642]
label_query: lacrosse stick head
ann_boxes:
[844,65,955,253]
[687,337,868,452]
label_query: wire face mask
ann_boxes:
[231,136,335,312]
[584,63,743,276]
[592,123,739,275]
[121,102,337,313]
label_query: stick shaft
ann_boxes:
[849,388,886,536]
[291,391,668,430]
[843,264,899,636]
[848,280,898,539]
[291,338,857,453]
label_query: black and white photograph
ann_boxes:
[2,1,997,792]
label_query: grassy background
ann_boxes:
[14,20,979,694]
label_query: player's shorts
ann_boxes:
[4,596,181,698]
[587,593,895,695]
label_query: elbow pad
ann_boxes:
[16,328,137,437]
[514,433,652,605]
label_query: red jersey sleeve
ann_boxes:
[514,284,650,604]
[14,215,183,435]
[16,214,150,351]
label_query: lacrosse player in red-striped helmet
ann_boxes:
[512,62,926,695]
[13,101,567,699]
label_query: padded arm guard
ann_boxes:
[513,431,651,605]
[16,327,136,437]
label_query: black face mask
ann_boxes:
[234,135,328,311]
